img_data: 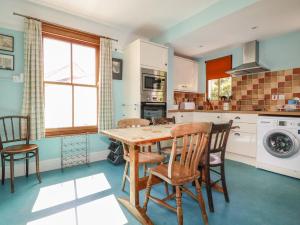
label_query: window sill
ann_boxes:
[45,126,98,137]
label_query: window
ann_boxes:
[42,24,99,136]
[208,77,232,100]
[206,55,232,100]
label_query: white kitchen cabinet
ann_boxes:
[173,56,199,92]
[193,112,223,123]
[168,112,193,123]
[227,131,257,158]
[140,41,168,71]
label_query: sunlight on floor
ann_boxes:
[27,195,127,225]
[32,173,111,212]
[75,173,111,198]
[77,194,128,225]
[27,208,77,225]
[32,180,75,212]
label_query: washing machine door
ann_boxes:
[263,129,299,158]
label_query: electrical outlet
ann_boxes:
[278,94,285,100]
[271,94,278,100]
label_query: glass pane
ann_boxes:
[267,132,293,156]
[74,86,97,126]
[208,79,219,100]
[72,44,96,85]
[45,84,72,128]
[43,38,71,83]
[220,77,232,97]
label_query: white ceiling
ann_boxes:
[27,0,219,38]
[172,0,300,57]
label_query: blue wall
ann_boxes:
[0,27,123,161]
[197,30,300,92]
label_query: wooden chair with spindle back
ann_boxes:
[0,116,41,193]
[199,120,233,212]
[118,118,165,191]
[143,122,212,225]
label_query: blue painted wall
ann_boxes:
[197,30,300,92]
[0,27,123,161]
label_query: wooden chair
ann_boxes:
[152,117,182,156]
[118,118,165,191]
[143,122,212,225]
[199,120,233,212]
[0,116,41,193]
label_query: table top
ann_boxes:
[101,124,175,145]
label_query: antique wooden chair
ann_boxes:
[143,122,212,225]
[118,118,165,191]
[199,120,233,212]
[0,116,41,193]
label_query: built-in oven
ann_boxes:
[141,102,166,121]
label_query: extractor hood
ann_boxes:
[226,40,269,76]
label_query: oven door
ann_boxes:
[142,74,165,92]
[141,102,166,121]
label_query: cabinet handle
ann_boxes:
[181,115,184,117]
[165,63,167,66]
[231,126,240,130]
[235,116,241,119]
[217,116,220,119]
[234,132,241,136]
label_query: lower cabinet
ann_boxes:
[227,131,257,158]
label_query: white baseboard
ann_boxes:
[225,152,256,167]
[0,150,110,179]
[256,162,300,179]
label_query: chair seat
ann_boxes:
[124,152,165,164]
[160,146,183,155]
[150,162,200,186]
[1,144,38,154]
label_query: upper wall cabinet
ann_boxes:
[140,41,168,71]
[173,56,199,92]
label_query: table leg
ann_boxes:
[118,144,153,225]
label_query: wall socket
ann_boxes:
[278,94,285,100]
[271,94,278,100]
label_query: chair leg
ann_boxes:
[143,173,153,212]
[221,164,229,202]
[195,179,209,225]
[175,186,183,225]
[25,153,29,177]
[164,182,169,196]
[205,167,214,212]
[143,164,147,177]
[121,161,129,191]
[1,154,5,185]
[10,155,14,193]
[35,149,41,183]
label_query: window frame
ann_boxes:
[207,77,232,100]
[42,32,99,137]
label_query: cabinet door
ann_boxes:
[174,56,198,92]
[173,113,193,123]
[227,131,257,157]
[193,112,222,123]
[140,41,168,71]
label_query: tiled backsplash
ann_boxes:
[231,68,300,111]
[174,67,300,111]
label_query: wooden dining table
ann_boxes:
[101,124,175,225]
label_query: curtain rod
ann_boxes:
[13,12,118,42]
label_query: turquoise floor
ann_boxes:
[0,160,299,225]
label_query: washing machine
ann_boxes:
[257,116,300,179]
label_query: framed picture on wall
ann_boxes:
[112,58,122,80]
[0,34,14,52]
[0,53,14,70]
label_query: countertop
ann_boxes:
[168,109,300,116]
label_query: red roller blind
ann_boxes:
[206,55,232,80]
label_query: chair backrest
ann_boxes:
[117,118,150,128]
[151,116,175,125]
[168,122,212,178]
[0,116,30,150]
[206,120,233,165]
[117,118,150,156]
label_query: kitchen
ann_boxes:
[0,1,300,225]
